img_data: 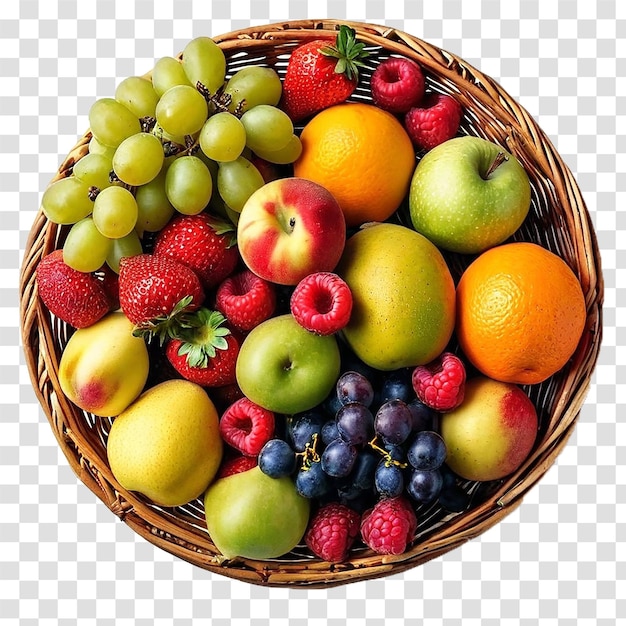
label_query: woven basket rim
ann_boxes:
[19,19,603,588]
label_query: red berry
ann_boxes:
[153,212,239,290]
[165,310,240,388]
[290,272,352,335]
[411,351,466,412]
[216,454,257,479]
[215,269,276,332]
[219,397,275,457]
[404,93,462,151]
[118,253,204,328]
[371,57,425,114]
[305,502,361,563]
[360,496,417,555]
[36,250,113,328]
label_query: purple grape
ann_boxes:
[407,431,447,471]
[336,371,375,407]
[374,460,405,498]
[258,438,297,478]
[289,411,325,452]
[320,438,358,477]
[296,461,331,499]
[374,399,413,445]
[407,468,444,504]
[380,368,414,404]
[321,419,340,446]
[407,399,436,432]
[336,402,374,445]
[346,448,378,492]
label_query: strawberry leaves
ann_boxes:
[172,309,231,368]
[319,25,369,81]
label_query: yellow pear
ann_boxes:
[59,310,150,416]
[107,379,223,507]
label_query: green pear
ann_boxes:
[204,466,310,560]
[107,379,223,507]
[59,310,150,416]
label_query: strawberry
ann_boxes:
[280,25,369,122]
[118,253,204,340]
[36,250,113,328]
[152,212,239,290]
[165,309,240,387]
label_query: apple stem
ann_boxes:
[484,151,508,178]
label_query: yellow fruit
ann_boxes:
[456,242,587,384]
[293,103,415,227]
[336,223,456,370]
[59,310,149,417]
[107,379,223,507]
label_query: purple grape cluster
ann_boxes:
[258,366,470,514]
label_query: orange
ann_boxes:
[293,102,415,227]
[456,242,587,385]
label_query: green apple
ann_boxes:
[235,313,341,414]
[408,136,531,254]
[204,466,310,560]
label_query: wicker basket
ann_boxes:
[19,20,603,588]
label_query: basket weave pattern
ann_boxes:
[19,20,603,587]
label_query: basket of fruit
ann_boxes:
[19,19,602,587]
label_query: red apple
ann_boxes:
[439,376,538,482]
[236,177,346,285]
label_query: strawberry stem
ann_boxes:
[319,25,369,81]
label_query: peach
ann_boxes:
[236,177,346,285]
[439,376,538,482]
[59,311,150,417]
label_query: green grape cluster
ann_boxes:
[41,36,301,275]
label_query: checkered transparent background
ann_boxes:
[2,1,624,624]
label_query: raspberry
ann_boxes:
[290,272,352,335]
[305,502,361,563]
[215,269,276,331]
[371,57,425,114]
[219,397,275,456]
[411,352,466,412]
[216,454,257,479]
[360,496,417,555]
[404,93,462,151]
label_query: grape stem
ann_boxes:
[297,433,321,470]
[368,436,408,469]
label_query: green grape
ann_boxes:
[253,134,303,165]
[41,176,94,225]
[151,56,192,97]
[156,85,209,137]
[88,98,141,148]
[182,36,226,95]
[199,112,246,162]
[216,156,265,212]
[73,152,113,191]
[240,105,294,154]
[165,155,213,215]
[63,217,112,273]
[106,230,143,274]
[135,170,176,234]
[115,76,160,119]
[112,132,164,187]
[88,136,116,160]
[92,186,139,239]
[224,66,282,113]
